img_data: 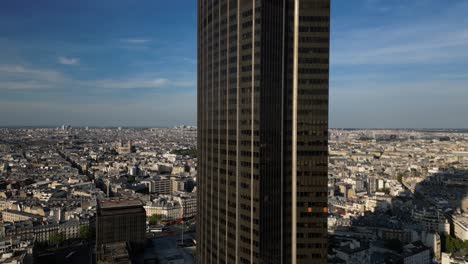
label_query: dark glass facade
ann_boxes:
[96,198,146,248]
[197,0,329,263]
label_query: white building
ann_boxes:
[173,193,197,218]
[401,241,431,264]
[144,196,183,220]
[334,240,370,264]
[441,250,468,264]
[142,177,173,195]
[452,214,468,241]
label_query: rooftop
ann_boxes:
[98,197,143,209]
[452,214,468,228]
[3,209,42,219]
[449,249,468,262]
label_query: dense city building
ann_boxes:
[1,125,467,264]
[0,127,198,262]
[328,129,468,263]
[197,0,330,263]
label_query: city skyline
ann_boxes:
[1,0,468,128]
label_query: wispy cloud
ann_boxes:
[0,81,49,90]
[0,65,64,82]
[333,30,468,65]
[438,73,468,79]
[0,64,194,91]
[330,0,468,128]
[332,2,468,65]
[58,56,80,65]
[86,77,194,89]
[182,57,196,64]
[0,65,66,89]
[173,81,195,87]
[89,78,169,89]
[120,38,151,44]
[364,0,394,13]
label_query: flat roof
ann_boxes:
[98,197,143,209]
[454,215,468,228]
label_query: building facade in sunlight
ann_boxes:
[197,0,330,263]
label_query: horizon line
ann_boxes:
[1,126,467,131]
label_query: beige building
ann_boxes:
[2,210,41,223]
[142,176,185,195]
[0,200,13,211]
[3,219,90,243]
[144,198,183,220]
[117,141,134,154]
[441,250,468,264]
[174,194,197,218]
[452,214,468,241]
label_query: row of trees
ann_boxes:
[442,233,468,253]
[35,225,94,250]
[171,148,197,158]
[148,214,164,226]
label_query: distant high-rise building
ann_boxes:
[96,198,146,250]
[197,0,330,263]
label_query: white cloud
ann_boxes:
[0,63,194,90]
[332,2,468,65]
[86,77,194,89]
[120,38,151,44]
[182,57,196,64]
[58,56,80,65]
[173,81,195,87]
[333,27,468,65]
[439,73,468,79]
[0,64,66,89]
[0,65,64,82]
[0,81,49,90]
[89,78,170,89]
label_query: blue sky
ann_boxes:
[1,0,468,128]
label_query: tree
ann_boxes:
[148,214,163,226]
[79,225,93,240]
[171,148,197,158]
[442,233,468,253]
[397,173,404,184]
[49,232,66,246]
[127,175,136,183]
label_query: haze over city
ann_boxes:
[1,0,468,128]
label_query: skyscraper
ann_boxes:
[197,0,329,263]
